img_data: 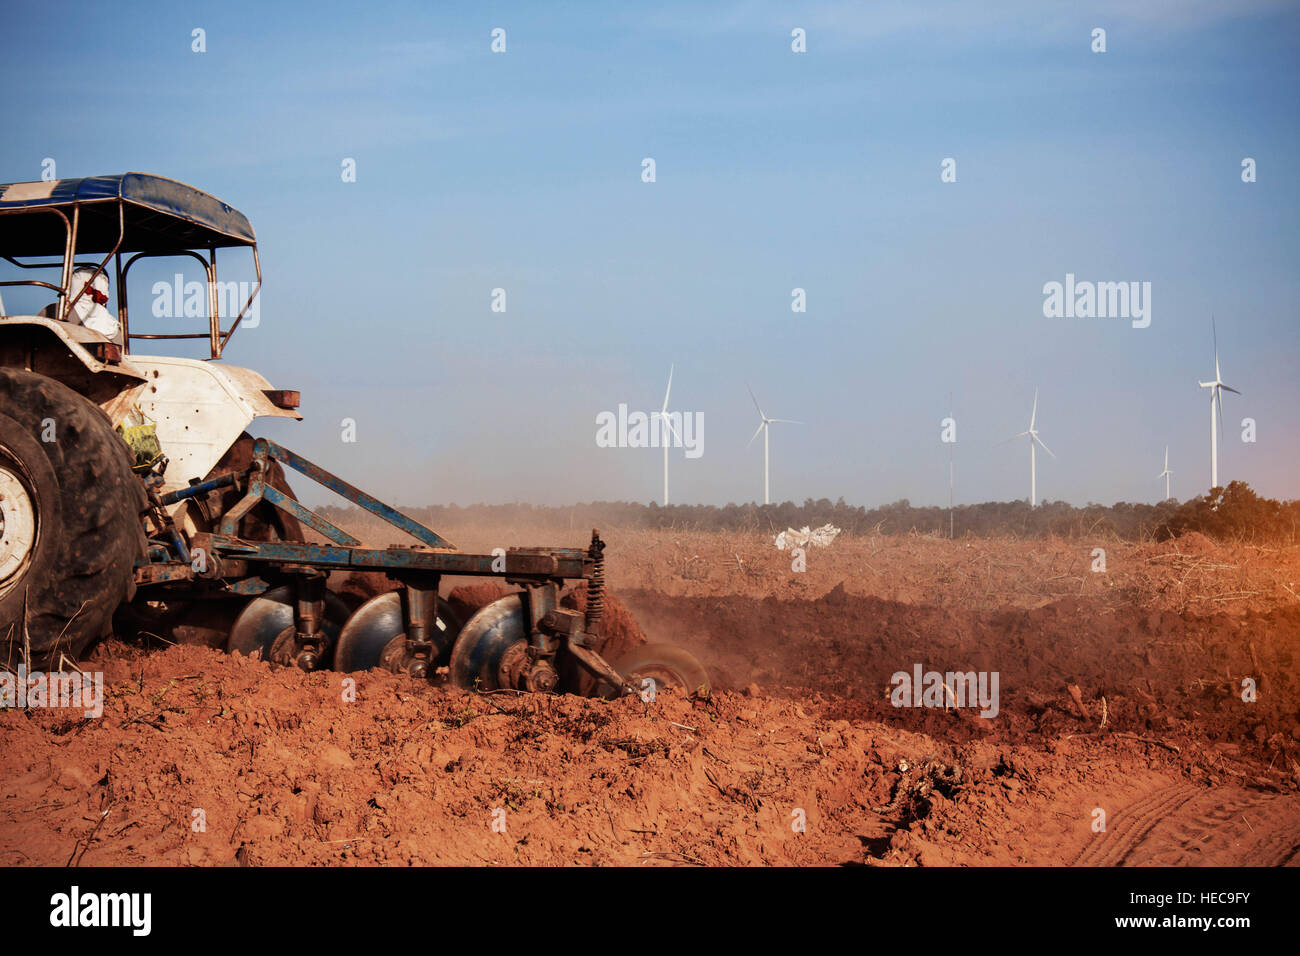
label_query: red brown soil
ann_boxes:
[2,529,1298,866]
[446,582,513,622]
[621,589,1300,755]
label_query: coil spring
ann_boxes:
[585,528,605,632]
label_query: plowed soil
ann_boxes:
[2,528,1298,866]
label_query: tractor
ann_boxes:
[0,172,708,698]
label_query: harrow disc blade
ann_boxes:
[448,593,528,691]
[227,586,349,667]
[333,591,462,673]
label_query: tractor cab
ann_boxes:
[0,172,260,358]
[0,173,300,493]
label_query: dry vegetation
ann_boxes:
[326,480,1300,546]
[325,511,1300,616]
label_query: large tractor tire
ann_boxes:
[0,369,147,667]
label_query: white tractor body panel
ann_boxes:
[118,354,300,494]
[0,317,299,509]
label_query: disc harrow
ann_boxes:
[133,438,709,699]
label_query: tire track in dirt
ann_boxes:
[1071,784,1200,867]
[1071,784,1300,866]
[1135,788,1300,866]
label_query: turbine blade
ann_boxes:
[768,418,802,425]
[1220,384,1241,395]
[1212,314,1219,371]
[662,363,674,413]
[747,421,764,447]
[746,383,765,420]
[1033,434,1056,459]
[1030,389,1038,430]
[997,432,1029,445]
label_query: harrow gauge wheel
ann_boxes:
[333,590,462,674]
[227,586,350,668]
[606,644,711,700]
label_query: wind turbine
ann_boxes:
[1158,446,1173,501]
[1000,388,1054,507]
[746,385,801,506]
[947,392,954,539]
[656,364,680,505]
[1198,317,1240,492]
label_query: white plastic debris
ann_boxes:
[773,523,841,550]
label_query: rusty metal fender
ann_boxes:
[0,315,146,377]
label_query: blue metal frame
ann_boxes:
[139,438,596,594]
[217,438,455,550]
[195,535,588,577]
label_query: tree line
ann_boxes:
[317,481,1298,545]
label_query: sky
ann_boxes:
[2,0,1297,509]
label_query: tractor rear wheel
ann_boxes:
[0,369,147,667]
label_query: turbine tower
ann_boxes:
[747,385,801,506]
[1198,318,1240,492]
[656,364,680,506]
[1000,388,1055,507]
[1158,446,1173,501]
[947,392,954,539]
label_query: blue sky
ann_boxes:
[3,0,1297,508]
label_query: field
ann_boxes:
[3,519,1299,866]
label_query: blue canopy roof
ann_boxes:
[0,173,256,256]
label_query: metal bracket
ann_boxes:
[264,439,454,548]
[290,571,328,671]
[210,438,456,549]
[398,577,441,678]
